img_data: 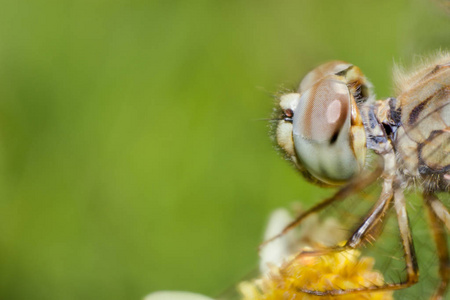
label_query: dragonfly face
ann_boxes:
[276,62,370,185]
[275,55,450,191]
[266,52,450,299]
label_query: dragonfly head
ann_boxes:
[276,62,369,186]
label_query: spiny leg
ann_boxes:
[347,176,394,248]
[297,175,394,257]
[424,193,450,300]
[425,192,450,231]
[392,188,419,287]
[295,187,419,296]
[259,162,383,249]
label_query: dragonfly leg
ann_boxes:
[424,193,450,300]
[392,187,419,287]
[294,187,419,296]
[259,162,382,250]
[346,176,393,248]
[425,192,450,231]
[293,175,394,259]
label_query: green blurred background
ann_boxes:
[0,1,449,299]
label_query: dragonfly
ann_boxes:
[259,53,450,299]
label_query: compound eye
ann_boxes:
[299,61,352,92]
[297,79,349,142]
[292,78,361,185]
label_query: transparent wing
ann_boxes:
[220,167,448,299]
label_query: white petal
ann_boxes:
[259,208,296,273]
[144,291,214,300]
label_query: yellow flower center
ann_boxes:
[239,248,393,300]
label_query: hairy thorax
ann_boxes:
[369,60,450,193]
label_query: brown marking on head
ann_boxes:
[300,78,349,142]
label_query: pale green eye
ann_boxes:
[292,78,361,185]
